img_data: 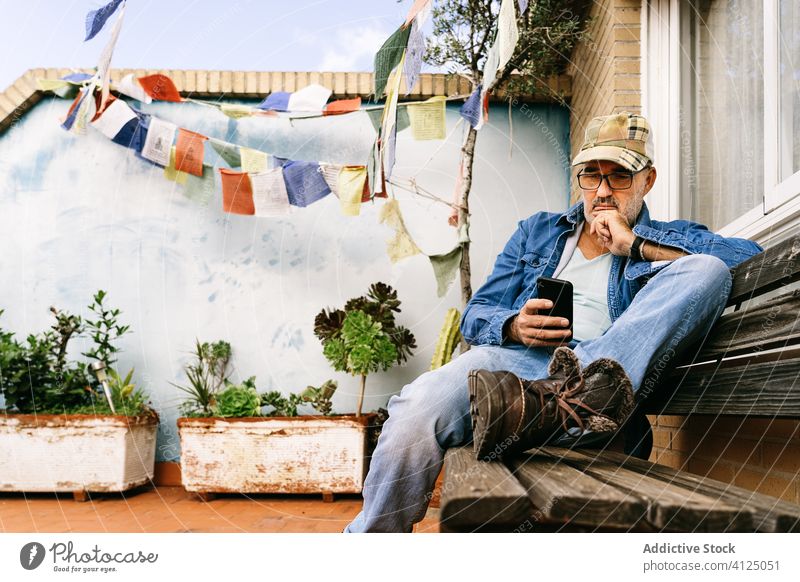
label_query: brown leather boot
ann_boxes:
[468,347,634,461]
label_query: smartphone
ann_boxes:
[536,277,573,334]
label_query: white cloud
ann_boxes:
[317,24,391,71]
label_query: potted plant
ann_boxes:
[0,291,158,501]
[175,339,374,500]
[313,282,416,417]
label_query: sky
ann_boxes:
[0,0,423,90]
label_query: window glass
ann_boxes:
[679,0,764,230]
[779,0,800,181]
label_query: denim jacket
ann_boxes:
[461,201,763,346]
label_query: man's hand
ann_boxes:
[506,299,572,347]
[589,210,636,256]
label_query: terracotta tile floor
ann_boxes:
[0,486,440,533]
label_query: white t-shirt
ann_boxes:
[553,225,613,341]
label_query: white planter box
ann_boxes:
[178,414,374,495]
[0,414,158,495]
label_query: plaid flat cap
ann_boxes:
[571,112,655,172]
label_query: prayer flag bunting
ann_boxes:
[319,163,343,196]
[175,128,207,176]
[374,25,412,97]
[379,199,422,263]
[337,166,367,216]
[250,169,291,216]
[430,245,463,297]
[496,0,519,72]
[282,161,331,207]
[257,84,332,112]
[97,1,125,110]
[220,103,253,119]
[404,19,425,95]
[90,97,137,139]
[111,110,148,152]
[404,0,433,26]
[85,0,125,41]
[209,138,242,168]
[367,106,410,133]
[116,73,152,103]
[460,85,484,129]
[220,169,255,215]
[323,97,362,116]
[141,116,176,166]
[518,0,528,14]
[184,164,216,204]
[137,74,183,103]
[407,96,446,140]
[240,147,270,173]
[164,147,189,185]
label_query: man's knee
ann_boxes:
[669,254,732,291]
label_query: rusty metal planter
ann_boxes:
[0,413,158,497]
[177,414,375,496]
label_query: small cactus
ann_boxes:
[430,308,462,370]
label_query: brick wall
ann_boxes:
[567,0,642,202]
[650,415,800,504]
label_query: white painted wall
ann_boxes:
[0,97,569,461]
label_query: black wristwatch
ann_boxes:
[629,236,646,261]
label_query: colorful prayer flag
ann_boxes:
[257,84,332,112]
[319,163,343,196]
[374,25,412,97]
[96,1,125,111]
[84,0,125,41]
[240,147,270,173]
[250,169,291,216]
[518,0,528,14]
[323,97,362,116]
[137,74,183,103]
[175,128,207,176]
[337,166,367,216]
[209,138,242,168]
[379,199,422,263]
[116,73,152,103]
[90,97,137,139]
[404,0,433,26]
[282,161,331,207]
[404,19,425,95]
[220,169,255,215]
[460,85,483,128]
[497,0,519,72]
[430,245,463,297]
[164,147,188,185]
[184,164,216,204]
[407,96,446,140]
[141,117,176,166]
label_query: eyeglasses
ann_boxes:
[577,167,648,191]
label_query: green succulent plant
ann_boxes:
[314,282,416,417]
[215,376,262,417]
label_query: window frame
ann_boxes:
[643,0,800,244]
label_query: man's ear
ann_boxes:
[641,166,657,197]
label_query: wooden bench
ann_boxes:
[439,235,800,532]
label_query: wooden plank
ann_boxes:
[507,454,647,529]
[645,356,800,416]
[727,236,800,307]
[693,289,800,360]
[538,447,754,531]
[575,449,800,533]
[440,447,533,532]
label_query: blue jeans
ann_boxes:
[344,254,732,532]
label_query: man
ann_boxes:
[344,112,762,533]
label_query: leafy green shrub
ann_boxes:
[0,293,151,416]
[314,282,416,416]
[172,339,231,417]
